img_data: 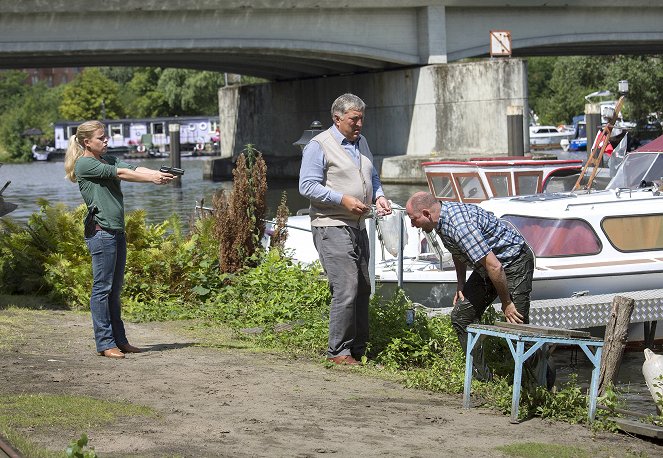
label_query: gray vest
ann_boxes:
[309,128,374,229]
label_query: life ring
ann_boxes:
[137,144,146,153]
[195,143,204,151]
[199,122,208,131]
[188,123,196,131]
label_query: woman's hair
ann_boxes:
[64,120,104,183]
[331,93,366,120]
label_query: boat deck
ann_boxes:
[426,288,663,331]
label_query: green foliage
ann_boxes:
[204,250,330,353]
[158,68,227,115]
[0,202,222,319]
[497,442,590,458]
[0,200,87,295]
[60,68,124,120]
[123,68,170,118]
[528,55,663,125]
[66,433,97,458]
[0,82,62,161]
[0,70,29,113]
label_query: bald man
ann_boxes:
[406,192,534,376]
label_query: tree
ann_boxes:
[59,68,124,120]
[0,70,29,113]
[125,67,170,118]
[527,55,663,126]
[0,83,62,161]
[158,69,227,115]
[604,56,663,122]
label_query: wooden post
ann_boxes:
[598,295,635,395]
[169,123,182,188]
[507,105,525,156]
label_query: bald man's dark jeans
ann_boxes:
[451,247,535,380]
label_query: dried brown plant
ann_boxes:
[213,145,268,273]
[269,191,289,251]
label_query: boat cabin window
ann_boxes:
[485,172,512,197]
[151,122,165,135]
[514,172,542,195]
[427,173,458,201]
[109,124,123,138]
[602,214,663,252]
[67,125,78,139]
[454,173,487,202]
[502,215,601,257]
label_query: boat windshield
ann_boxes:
[502,215,601,257]
[606,153,663,189]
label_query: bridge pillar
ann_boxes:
[218,58,527,183]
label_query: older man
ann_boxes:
[405,192,534,363]
[299,93,391,365]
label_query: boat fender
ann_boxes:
[195,143,204,151]
[376,210,408,257]
[560,139,570,152]
[642,348,663,410]
[137,144,146,153]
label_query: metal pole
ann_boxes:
[169,123,182,188]
[397,212,403,289]
[368,216,376,296]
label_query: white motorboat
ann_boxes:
[279,150,663,314]
[529,125,575,148]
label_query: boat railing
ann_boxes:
[565,190,662,210]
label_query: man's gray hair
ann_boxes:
[331,93,366,119]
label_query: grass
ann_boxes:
[497,443,591,458]
[0,394,156,457]
[496,442,650,458]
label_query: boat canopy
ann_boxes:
[606,152,663,189]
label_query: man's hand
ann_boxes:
[375,195,392,216]
[502,301,524,324]
[341,195,369,215]
[453,290,465,305]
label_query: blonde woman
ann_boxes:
[64,120,175,359]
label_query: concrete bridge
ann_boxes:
[2,1,662,181]
[1,1,661,79]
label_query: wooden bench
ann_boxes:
[463,322,604,423]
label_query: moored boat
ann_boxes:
[529,125,575,149]
[0,165,18,217]
[278,147,663,327]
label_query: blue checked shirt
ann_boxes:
[435,202,525,275]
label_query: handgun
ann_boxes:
[159,166,185,176]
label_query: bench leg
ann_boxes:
[511,340,525,424]
[463,331,481,409]
[587,346,602,422]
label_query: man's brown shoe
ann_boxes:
[327,355,359,365]
[98,348,125,359]
[118,343,142,353]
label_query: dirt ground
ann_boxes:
[0,307,661,458]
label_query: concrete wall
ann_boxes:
[218,58,527,181]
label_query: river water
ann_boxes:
[0,157,426,225]
[0,157,658,416]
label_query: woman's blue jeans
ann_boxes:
[85,229,128,352]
